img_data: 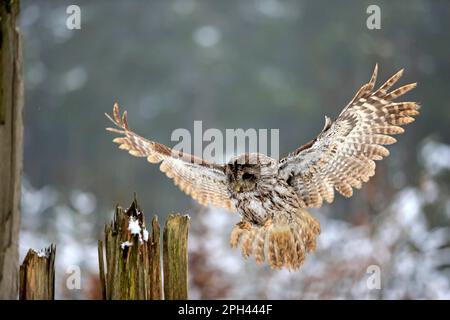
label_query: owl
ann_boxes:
[106,65,419,270]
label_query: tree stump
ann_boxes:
[98,197,190,300]
[99,198,163,299]
[19,245,56,300]
[163,214,190,300]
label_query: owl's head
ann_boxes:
[226,153,275,193]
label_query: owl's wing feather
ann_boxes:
[106,104,234,211]
[279,65,419,208]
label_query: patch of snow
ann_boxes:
[128,217,141,235]
[143,229,149,242]
[120,241,133,249]
[33,248,49,258]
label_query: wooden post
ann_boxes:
[99,198,163,300]
[19,245,56,300]
[163,214,190,300]
[0,0,23,299]
[149,216,162,299]
[99,197,190,300]
[97,239,106,300]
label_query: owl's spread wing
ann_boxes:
[106,104,234,211]
[279,65,419,208]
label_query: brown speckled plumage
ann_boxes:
[106,65,419,270]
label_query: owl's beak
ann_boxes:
[233,184,242,193]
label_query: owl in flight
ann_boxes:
[106,65,419,270]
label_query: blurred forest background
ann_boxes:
[19,0,450,299]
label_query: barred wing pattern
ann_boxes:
[106,104,234,211]
[279,65,419,208]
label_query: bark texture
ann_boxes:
[0,0,23,300]
[19,245,56,300]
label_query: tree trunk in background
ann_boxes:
[0,0,23,300]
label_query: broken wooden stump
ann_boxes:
[19,244,56,300]
[149,215,162,299]
[98,197,189,300]
[163,214,190,300]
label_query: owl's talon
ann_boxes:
[237,221,252,230]
[263,218,273,229]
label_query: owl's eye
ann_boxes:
[242,172,254,180]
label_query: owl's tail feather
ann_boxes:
[230,209,321,270]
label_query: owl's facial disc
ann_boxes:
[227,164,259,193]
[233,173,256,192]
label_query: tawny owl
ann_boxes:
[106,65,419,270]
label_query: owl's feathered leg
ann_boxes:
[230,209,320,270]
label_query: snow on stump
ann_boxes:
[99,198,157,299]
[99,197,190,300]
[19,244,56,300]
